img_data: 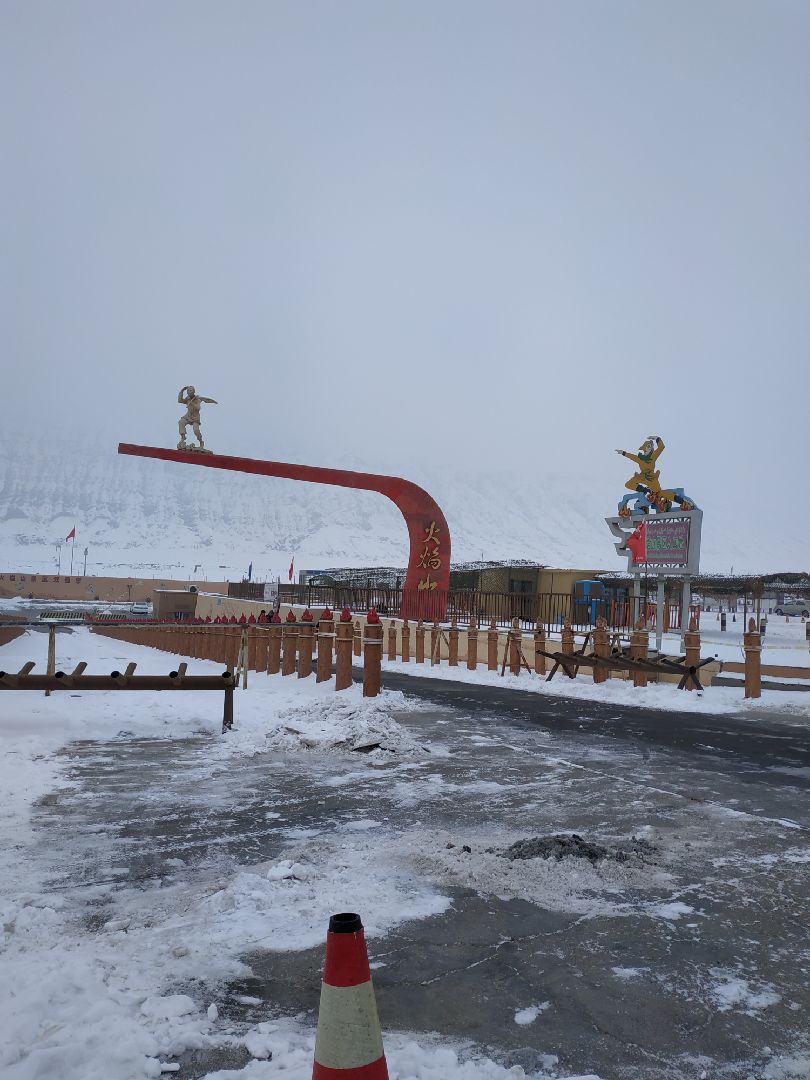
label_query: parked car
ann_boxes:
[774,600,810,617]
[130,603,150,615]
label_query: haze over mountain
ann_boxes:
[0,429,802,582]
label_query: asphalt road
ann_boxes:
[29,674,810,1080]
[376,666,810,790]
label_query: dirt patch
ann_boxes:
[501,833,656,865]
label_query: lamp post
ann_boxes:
[56,542,62,574]
[83,547,88,576]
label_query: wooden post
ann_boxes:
[387,620,397,662]
[561,617,575,660]
[401,619,411,663]
[430,621,440,665]
[632,618,649,688]
[593,617,609,684]
[282,620,298,676]
[353,620,362,657]
[298,619,314,678]
[684,613,701,691]
[509,618,521,676]
[743,617,761,699]
[415,620,425,664]
[335,615,353,691]
[448,617,459,666]
[267,622,282,675]
[534,622,546,676]
[363,617,383,697]
[487,618,498,671]
[45,623,56,697]
[467,618,478,670]
[222,684,234,732]
[317,612,334,683]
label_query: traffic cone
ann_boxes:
[312,913,388,1079]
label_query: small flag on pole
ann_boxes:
[288,557,295,582]
[66,526,76,542]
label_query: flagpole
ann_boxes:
[70,537,74,576]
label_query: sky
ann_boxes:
[1,1,808,513]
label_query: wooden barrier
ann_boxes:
[335,616,353,691]
[467,618,478,670]
[317,613,334,683]
[744,617,761,699]
[415,621,425,664]
[363,616,383,697]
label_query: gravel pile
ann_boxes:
[502,833,656,865]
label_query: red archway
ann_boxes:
[118,444,450,619]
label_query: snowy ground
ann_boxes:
[2,627,810,1079]
[663,614,810,669]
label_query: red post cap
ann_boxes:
[286,609,297,623]
[301,608,314,622]
[320,606,333,621]
[339,606,352,622]
[239,614,247,624]
[367,608,381,624]
[248,614,256,624]
[270,611,282,623]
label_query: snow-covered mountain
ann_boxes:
[0,430,803,579]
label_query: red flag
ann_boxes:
[627,521,647,564]
[66,526,76,542]
[288,557,294,582]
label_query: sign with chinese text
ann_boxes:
[642,518,690,565]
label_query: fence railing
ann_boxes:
[274,585,695,633]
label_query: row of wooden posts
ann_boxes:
[89,609,767,700]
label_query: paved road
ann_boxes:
[29,675,810,1079]
[377,667,810,788]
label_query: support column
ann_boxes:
[655,576,665,654]
[401,619,411,663]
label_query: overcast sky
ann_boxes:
[2,1,808,512]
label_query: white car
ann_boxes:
[130,603,150,615]
[774,600,810,617]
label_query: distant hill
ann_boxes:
[0,430,801,580]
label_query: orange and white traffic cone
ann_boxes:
[312,912,388,1079]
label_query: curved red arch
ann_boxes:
[118,444,450,619]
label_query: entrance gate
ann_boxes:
[118,444,451,620]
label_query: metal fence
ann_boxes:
[277,584,689,633]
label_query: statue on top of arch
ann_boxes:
[615,435,699,517]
